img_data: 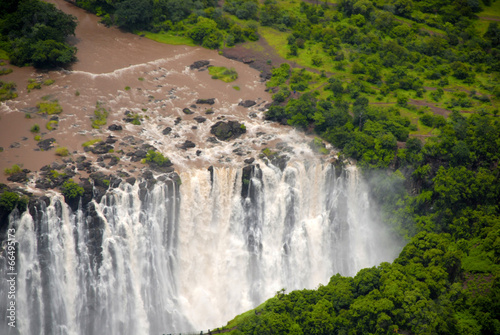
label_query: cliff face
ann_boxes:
[0,161,400,335]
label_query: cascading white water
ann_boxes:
[0,161,399,334]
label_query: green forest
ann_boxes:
[1,0,500,334]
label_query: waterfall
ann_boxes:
[0,162,399,334]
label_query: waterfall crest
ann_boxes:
[0,162,399,334]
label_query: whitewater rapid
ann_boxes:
[0,161,399,334]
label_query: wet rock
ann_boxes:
[90,172,111,189]
[10,142,21,149]
[108,124,123,131]
[190,60,210,70]
[196,98,215,105]
[37,138,56,151]
[7,172,28,183]
[244,158,255,164]
[108,156,120,166]
[207,137,219,143]
[162,127,172,135]
[180,140,196,150]
[238,100,256,108]
[210,121,246,141]
[105,136,117,144]
[183,108,194,115]
[90,142,113,155]
[194,116,206,123]
[134,149,148,159]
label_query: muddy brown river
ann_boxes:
[0,0,328,185]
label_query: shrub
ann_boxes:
[144,150,170,167]
[55,147,69,157]
[0,191,20,212]
[37,100,62,115]
[208,66,238,82]
[91,102,108,129]
[30,124,40,133]
[27,79,41,92]
[82,139,102,147]
[4,164,22,175]
[61,179,84,200]
[46,120,58,130]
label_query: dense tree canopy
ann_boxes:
[0,0,77,67]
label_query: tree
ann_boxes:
[115,0,153,30]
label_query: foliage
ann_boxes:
[0,81,17,101]
[61,179,84,200]
[4,164,22,175]
[0,191,20,213]
[37,100,62,115]
[91,102,108,129]
[30,124,40,133]
[208,66,238,82]
[82,139,102,147]
[144,150,171,167]
[0,0,77,68]
[55,147,69,157]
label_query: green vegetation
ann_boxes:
[82,138,102,147]
[27,79,41,92]
[4,164,22,175]
[0,0,77,68]
[0,81,17,101]
[209,66,239,82]
[55,147,69,157]
[0,191,27,213]
[60,179,83,200]
[46,120,58,131]
[30,124,40,133]
[91,102,108,129]
[37,99,62,115]
[139,31,196,46]
[144,150,171,167]
[0,67,12,75]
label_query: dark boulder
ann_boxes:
[180,140,196,150]
[190,60,210,70]
[238,100,256,108]
[37,138,56,151]
[90,142,113,155]
[108,124,123,131]
[210,121,246,141]
[196,98,215,105]
[7,172,28,183]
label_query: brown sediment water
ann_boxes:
[0,0,329,185]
